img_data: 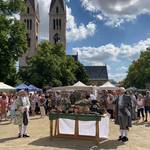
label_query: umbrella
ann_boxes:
[0,82,15,92]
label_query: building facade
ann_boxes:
[49,0,66,49]
[85,66,108,86]
[19,0,39,68]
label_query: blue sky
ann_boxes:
[39,0,150,81]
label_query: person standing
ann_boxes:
[39,94,46,118]
[106,92,114,119]
[137,94,145,122]
[129,91,137,120]
[144,91,150,122]
[115,88,132,142]
[0,93,9,120]
[15,90,30,138]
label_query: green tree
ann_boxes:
[124,48,150,88]
[75,62,89,84]
[19,41,89,88]
[0,0,27,85]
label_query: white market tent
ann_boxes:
[50,81,93,91]
[0,82,16,92]
[98,81,119,90]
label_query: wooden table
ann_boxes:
[49,113,103,144]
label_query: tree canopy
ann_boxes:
[0,0,27,84]
[124,48,150,88]
[19,41,89,88]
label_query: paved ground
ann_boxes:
[0,116,150,150]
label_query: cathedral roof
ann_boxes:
[50,0,66,12]
[85,66,108,81]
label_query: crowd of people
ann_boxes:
[0,90,150,122]
[0,89,150,140]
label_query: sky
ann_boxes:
[38,0,150,81]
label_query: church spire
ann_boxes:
[49,0,66,13]
[49,0,66,50]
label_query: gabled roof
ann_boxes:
[28,0,39,20]
[85,66,108,81]
[50,0,66,12]
[29,0,35,10]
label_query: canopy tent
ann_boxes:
[0,82,15,92]
[98,81,119,90]
[126,87,137,91]
[50,81,93,91]
[73,81,87,87]
[28,84,42,92]
[15,83,31,90]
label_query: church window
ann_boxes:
[53,19,56,30]
[56,19,59,29]
[27,36,31,47]
[27,19,30,30]
[53,33,60,44]
[30,19,32,30]
[56,6,59,13]
[27,7,30,14]
[59,19,61,29]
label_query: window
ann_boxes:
[36,36,38,48]
[56,19,59,29]
[27,7,30,14]
[30,19,32,30]
[27,37,31,47]
[56,6,59,13]
[53,33,60,44]
[27,19,30,30]
[53,19,55,30]
[59,19,61,29]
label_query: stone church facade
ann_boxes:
[19,0,39,68]
[49,0,66,49]
[19,0,66,67]
[19,0,108,85]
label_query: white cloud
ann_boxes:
[38,0,96,42]
[38,0,51,39]
[66,6,96,42]
[73,38,150,65]
[96,14,103,20]
[80,0,150,27]
[109,73,127,81]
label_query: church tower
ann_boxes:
[49,0,66,50]
[19,0,40,68]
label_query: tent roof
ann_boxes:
[0,82,15,91]
[73,81,87,87]
[100,81,116,88]
[15,83,31,90]
[50,81,93,92]
[28,84,42,91]
[98,81,119,90]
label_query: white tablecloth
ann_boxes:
[58,116,109,138]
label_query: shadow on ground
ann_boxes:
[0,137,18,143]
[29,137,124,150]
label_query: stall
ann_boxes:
[49,113,109,144]
[0,82,15,92]
[98,81,119,91]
